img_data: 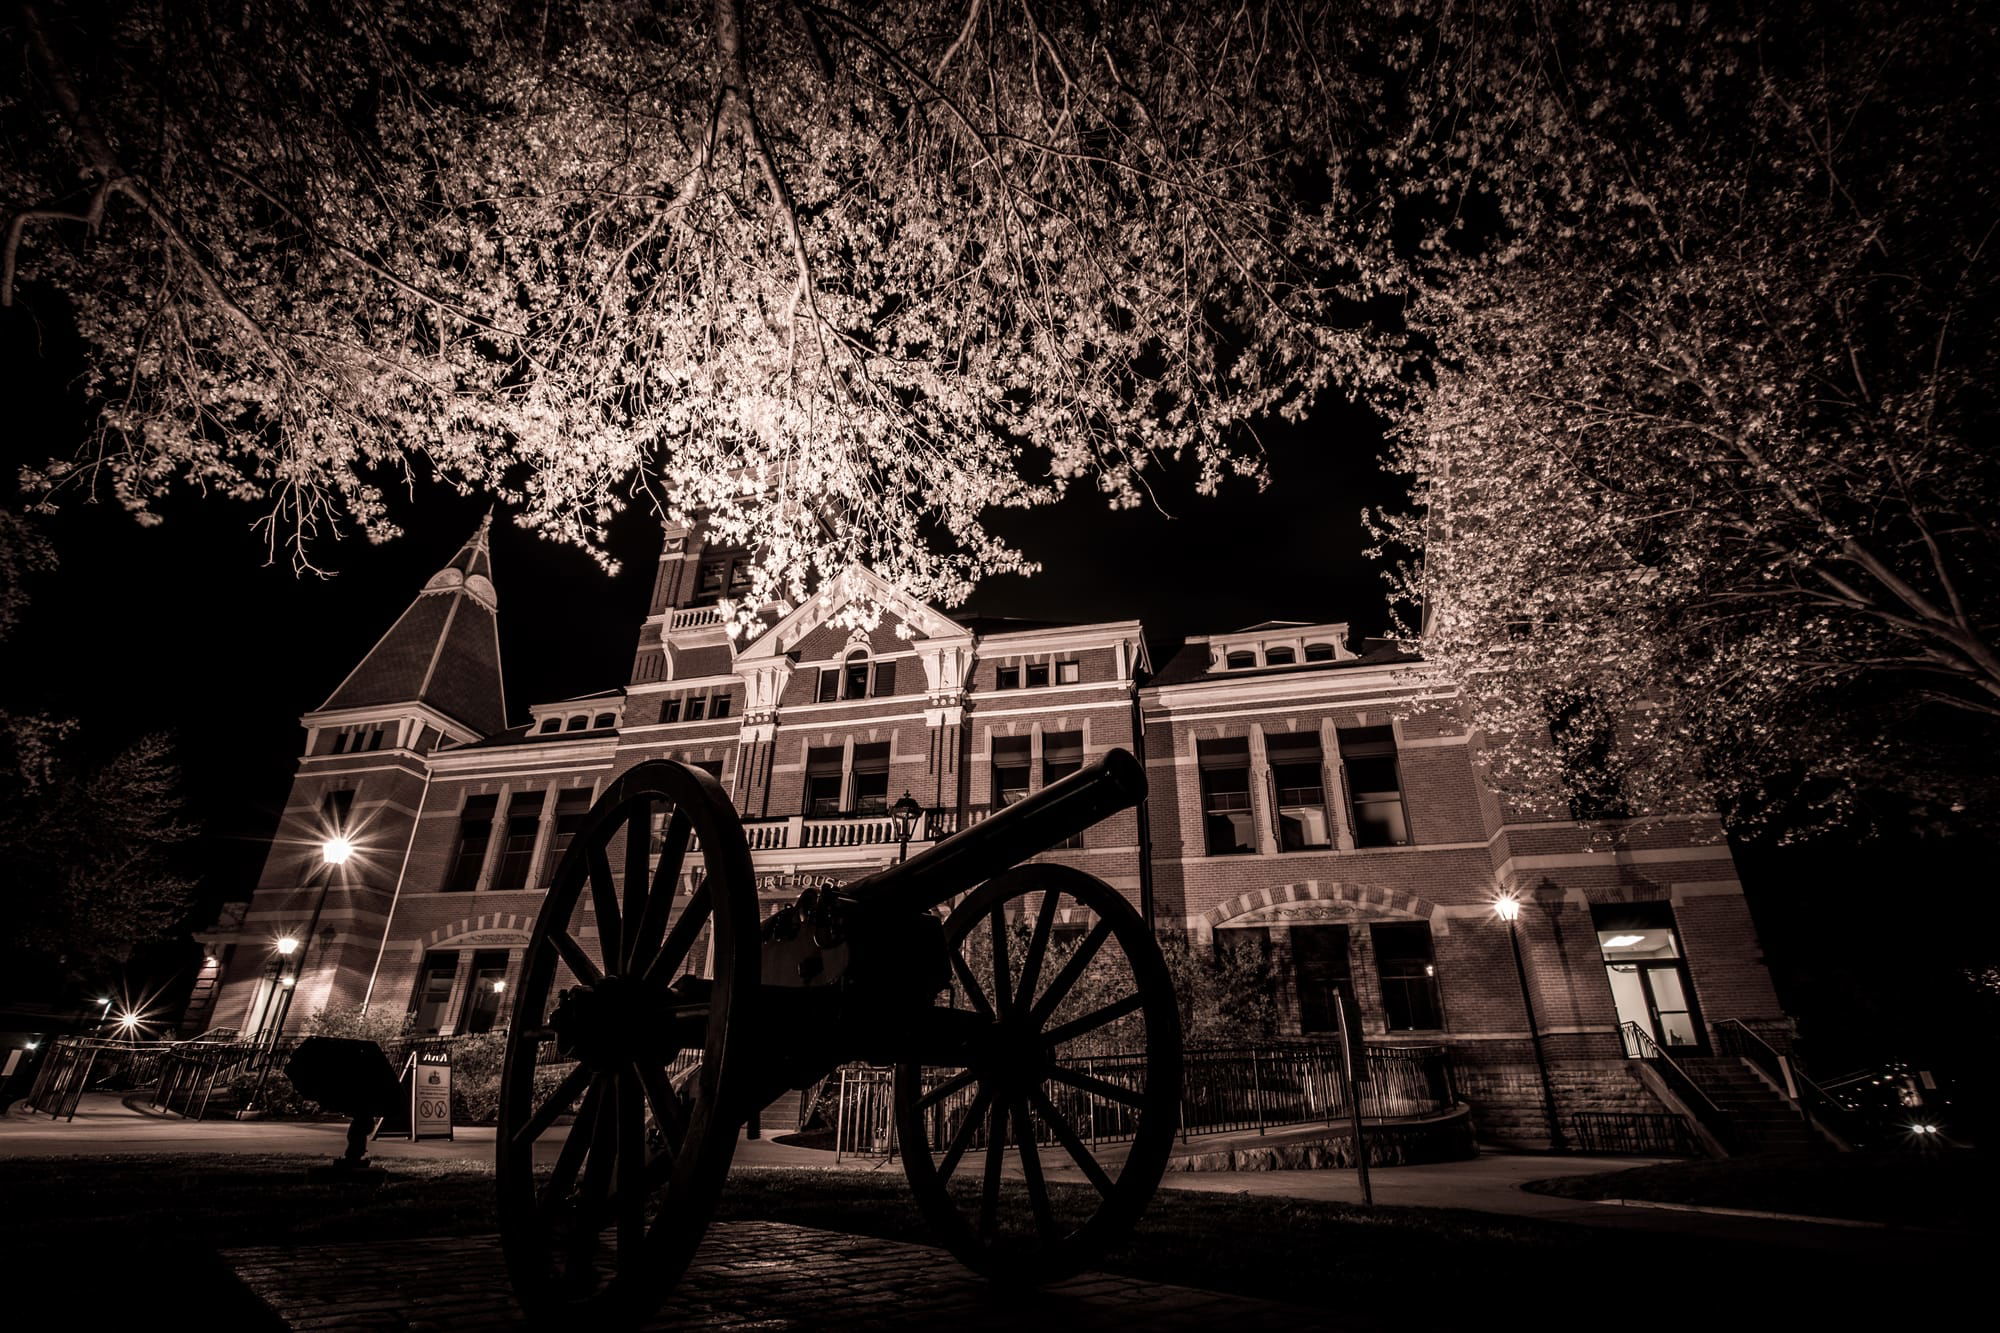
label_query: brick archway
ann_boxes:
[1204,881,1440,931]
[423,914,535,949]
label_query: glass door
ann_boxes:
[1594,905,1705,1055]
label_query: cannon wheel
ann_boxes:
[895,863,1183,1284]
[496,760,758,1326]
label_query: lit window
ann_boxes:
[1373,923,1443,1030]
[460,950,511,1034]
[993,736,1031,807]
[843,653,870,700]
[1056,660,1080,684]
[805,747,843,815]
[1339,726,1409,847]
[1198,738,1255,855]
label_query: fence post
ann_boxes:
[833,1067,847,1163]
[1251,1048,1264,1135]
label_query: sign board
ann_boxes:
[376,1046,453,1141]
[411,1046,453,1140]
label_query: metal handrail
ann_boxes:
[1621,1021,1733,1152]
[1712,1018,1855,1149]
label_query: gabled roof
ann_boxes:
[315,514,509,736]
[735,564,972,661]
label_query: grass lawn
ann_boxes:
[0,1154,1977,1325]
[1525,1150,1995,1231]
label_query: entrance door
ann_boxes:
[1594,904,1704,1055]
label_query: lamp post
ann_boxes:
[246,836,353,1114]
[890,791,923,865]
[1495,894,1566,1152]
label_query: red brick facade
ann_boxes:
[201,520,1789,1147]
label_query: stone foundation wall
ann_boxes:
[1166,1106,1478,1171]
[1448,1042,1663,1147]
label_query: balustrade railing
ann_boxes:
[1712,1018,1856,1149]
[1568,1110,1704,1156]
[1621,1021,1733,1153]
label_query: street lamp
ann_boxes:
[890,791,924,864]
[1494,893,1566,1152]
[247,835,354,1114]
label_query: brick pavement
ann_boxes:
[225,1221,1336,1331]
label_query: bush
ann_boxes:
[449,1032,508,1125]
[305,1003,414,1046]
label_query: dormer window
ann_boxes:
[538,717,561,734]
[1224,651,1256,670]
[1264,647,1296,666]
[592,712,616,730]
[1305,642,1336,662]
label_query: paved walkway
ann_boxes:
[226,1221,1335,1331]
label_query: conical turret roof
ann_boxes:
[316,513,507,735]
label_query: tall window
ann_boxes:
[446,795,498,892]
[1292,925,1352,1035]
[460,950,511,1034]
[992,736,1031,807]
[660,697,682,723]
[321,787,355,832]
[1340,726,1409,847]
[850,742,890,814]
[1043,731,1084,846]
[805,747,844,815]
[685,695,706,721]
[872,660,897,695]
[1267,733,1331,850]
[820,656,892,701]
[1198,738,1255,854]
[489,791,542,892]
[1025,661,1050,688]
[711,691,732,719]
[410,951,458,1033]
[541,789,593,888]
[1373,923,1444,1031]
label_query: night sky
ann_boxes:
[0,305,1402,920]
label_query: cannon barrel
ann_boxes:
[844,747,1147,919]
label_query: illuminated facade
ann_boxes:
[195,516,1792,1145]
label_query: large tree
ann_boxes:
[2,0,1473,635]
[1373,2,2000,834]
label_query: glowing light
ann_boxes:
[321,835,355,866]
[275,936,300,956]
[1603,934,1646,949]
[25,1041,38,1051]
[98,996,113,1008]
[491,980,507,993]
[280,975,296,988]
[117,1012,140,1030]
[1493,895,1522,923]
[1910,1123,1938,1136]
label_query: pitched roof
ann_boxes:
[316,514,509,735]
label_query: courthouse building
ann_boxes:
[191,516,1792,1145]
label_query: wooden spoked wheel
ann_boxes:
[895,863,1183,1284]
[496,760,758,1327]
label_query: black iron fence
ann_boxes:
[22,1038,174,1120]
[1568,1110,1703,1156]
[820,1041,1457,1160]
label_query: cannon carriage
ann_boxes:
[495,748,1183,1325]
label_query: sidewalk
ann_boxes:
[226,1219,1341,1331]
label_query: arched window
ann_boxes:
[842,650,871,701]
[538,717,561,734]
[592,712,616,730]
[1304,642,1336,662]
[1264,646,1296,666]
[564,714,587,732]
[1224,650,1256,670]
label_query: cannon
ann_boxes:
[495,749,1183,1325]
